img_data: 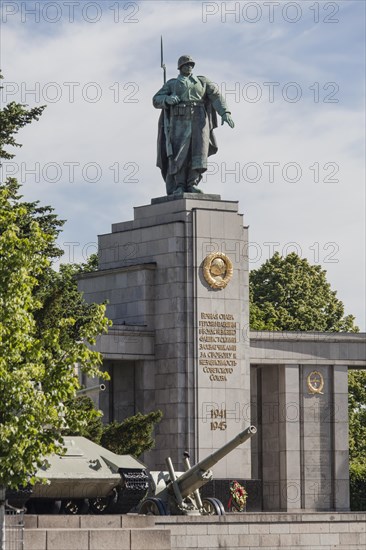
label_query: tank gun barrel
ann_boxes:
[76,384,106,395]
[175,425,256,498]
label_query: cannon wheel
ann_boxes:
[202,497,224,516]
[213,497,225,515]
[139,497,167,516]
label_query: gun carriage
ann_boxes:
[139,425,257,516]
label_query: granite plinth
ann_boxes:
[151,193,222,204]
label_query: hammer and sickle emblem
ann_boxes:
[202,252,233,290]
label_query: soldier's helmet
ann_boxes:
[177,55,195,69]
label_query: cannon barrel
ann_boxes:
[76,384,106,395]
[174,425,256,498]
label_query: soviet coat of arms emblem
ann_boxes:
[202,252,233,289]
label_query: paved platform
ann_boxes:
[24,512,366,549]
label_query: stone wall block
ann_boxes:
[80,516,121,529]
[24,529,47,550]
[89,529,130,550]
[260,533,281,547]
[237,533,260,546]
[37,517,79,529]
[46,529,89,550]
[130,528,171,550]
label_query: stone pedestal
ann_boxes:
[78,194,366,511]
[79,195,251,477]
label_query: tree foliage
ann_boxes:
[34,254,103,347]
[348,370,366,464]
[0,100,45,160]
[62,392,163,459]
[348,367,366,509]
[249,252,357,332]
[63,395,104,444]
[101,411,163,458]
[349,460,366,511]
[0,85,110,490]
[0,179,110,489]
[348,369,366,510]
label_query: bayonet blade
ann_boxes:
[160,35,166,84]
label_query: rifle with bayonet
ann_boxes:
[161,36,173,158]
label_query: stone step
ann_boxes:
[24,514,154,530]
[24,527,171,550]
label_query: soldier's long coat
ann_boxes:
[153,75,229,184]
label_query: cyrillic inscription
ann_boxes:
[198,312,238,381]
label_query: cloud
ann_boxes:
[1,0,365,329]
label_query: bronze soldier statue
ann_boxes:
[153,55,234,196]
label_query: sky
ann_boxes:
[1,0,365,330]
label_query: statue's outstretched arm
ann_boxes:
[205,78,234,127]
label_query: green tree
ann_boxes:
[63,395,104,444]
[0,95,45,160]
[34,254,103,347]
[348,371,366,462]
[250,252,357,332]
[0,178,110,486]
[101,411,163,458]
[348,370,366,510]
[0,80,110,546]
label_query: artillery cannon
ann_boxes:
[139,425,256,516]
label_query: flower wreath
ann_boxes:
[228,480,248,512]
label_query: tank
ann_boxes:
[26,436,149,515]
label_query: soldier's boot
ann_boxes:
[186,171,203,193]
[186,184,203,193]
[172,184,185,196]
[186,179,203,193]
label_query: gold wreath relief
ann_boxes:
[307,371,324,395]
[203,253,233,289]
